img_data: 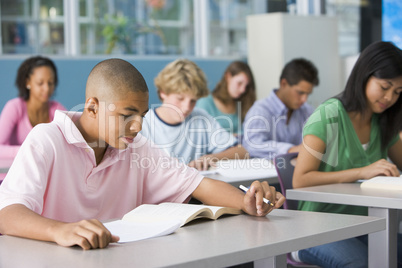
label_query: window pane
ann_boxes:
[209,0,253,57]
[150,0,181,21]
[1,0,32,17]
[79,0,87,16]
[78,0,191,55]
[38,22,65,54]
[1,0,65,54]
[1,22,33,53]
[39,0,64,18]
[326,0,360,56]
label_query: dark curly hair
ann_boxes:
[15,56,58,100]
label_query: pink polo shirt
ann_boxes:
[0,111,204,222]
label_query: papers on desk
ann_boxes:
[104,219,181,243]
[198,169,218,176]
[360,175,402,190]
[200,158,276,179]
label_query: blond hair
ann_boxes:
[155,59,208,100]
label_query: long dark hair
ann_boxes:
[15,56,58,100]
[212,61,256,122]
[337,41,402,149]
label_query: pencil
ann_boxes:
[239,184,274,207]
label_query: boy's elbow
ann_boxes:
[0,207,12,235]
[0,204,29,235]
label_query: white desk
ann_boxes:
[287,183,402,268]
[0,209,384,268]
[208,172,278,188]
[202,158,278,188]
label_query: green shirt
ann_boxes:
[299,98,399,216]
[196,95,241,135]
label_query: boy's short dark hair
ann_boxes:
[279,58,319,86]
[86,58,148,98]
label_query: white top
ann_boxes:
[140,108,238,163]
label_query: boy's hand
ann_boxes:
[242,181,285,216]
[52,219,119,250]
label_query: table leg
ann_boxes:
[368,207,397,268]
[254,254,286,268]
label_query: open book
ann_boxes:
[104,203,242,243]
[360,175,402,190]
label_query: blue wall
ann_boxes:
[0,56,242,111]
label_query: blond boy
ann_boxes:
[140,59,249,170]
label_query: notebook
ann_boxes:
[360,175,402,190]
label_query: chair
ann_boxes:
[274,152,299,210]
[274,153,319,268]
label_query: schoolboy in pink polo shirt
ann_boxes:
[0,59,285,250]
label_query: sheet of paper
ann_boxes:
[216,158,277,179]
[104,219,181,243]
[199,169,218,176]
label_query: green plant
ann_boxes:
[102,14,134,54]
[102,12,167,54]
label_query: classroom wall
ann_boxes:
[247,13,342,108]
[0,56,242,111]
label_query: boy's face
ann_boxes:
[160,92,197,122]
[280,79,313,110]
[98,91,149,149]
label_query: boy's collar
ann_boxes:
[153,108,185,127]
[53,111,89,148]
[54,111,133,156]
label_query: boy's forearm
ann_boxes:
[191,178,245,210]
[211,145,249,160]
[0,203,118,249]
[0,204,59,243]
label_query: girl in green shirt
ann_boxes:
[293,41,402,267]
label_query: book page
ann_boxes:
[122,203,214,226]
[201,205,242,219]
[216,158,276,179]
[104,219,181,243]
[360,175,402,190]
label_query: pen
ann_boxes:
[239,185,274,207]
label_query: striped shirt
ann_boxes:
[242,89,313,159]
